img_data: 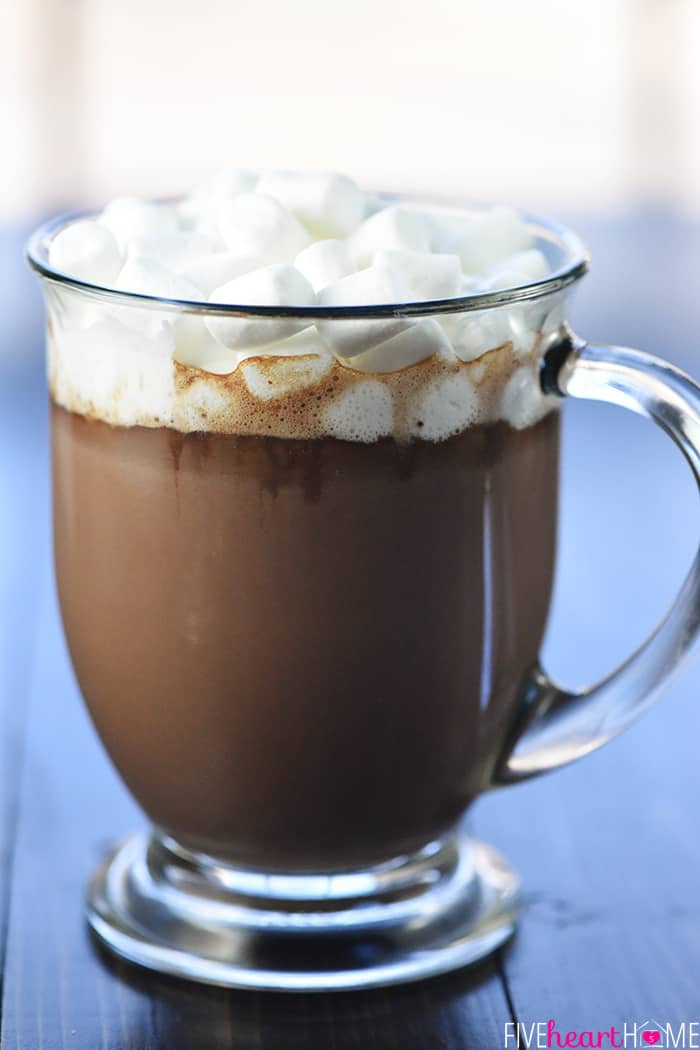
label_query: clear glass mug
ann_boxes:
[27,199,700,992]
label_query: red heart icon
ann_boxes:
[643,1033,660,1046]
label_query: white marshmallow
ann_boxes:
[349,206,434,267]
[499,364,552,429]
[317,264,401,310]
[218,193,311,262]
[112,257,202,337]
[48,219,122,286]
[178,170,259,235]
[294,239,355,292]
[373,249,461,301]
[174,315,240,374]
[347,319,453,374]
[99,197,180,253]
[457,206,533,274]
[183,251,266,295]
[128,231,216,274]
[115,256,203,301]
[206,264,316,349]
[256,172,364,238]
[244,326,331,358]
[452,310,513,362]
[316,266,407,356]
[482,249,550,291]
[451,304,540,362]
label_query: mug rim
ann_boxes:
[26,194,590,320]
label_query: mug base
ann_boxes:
[87,829,519,992]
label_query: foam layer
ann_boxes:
[44,169,565,441]
[48,312,557,441]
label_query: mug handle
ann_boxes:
[494,332,700,783]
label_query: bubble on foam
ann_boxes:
[241,354,334,401]
[173,374,232,432]
[406,371,479,441]
[322,380,393,443]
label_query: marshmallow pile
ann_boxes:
[46,170,564,440]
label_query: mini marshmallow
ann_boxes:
[115,256,203,301]
[482,249,550,291]
[451,304,540,361]
[256,172,365,238]
[451,310,513,362]
[218,193,311,262]
[206,264,315,349]
[113,257,203,336]
[174,315,241,374]
[349,206,434,267]
[128,231,217,274]
[316,265,407,356]
[245,326,332,358]
[373,249,461,301]
[48,219,122,286]
[294,239,355,292]
[347,319,453,374]
[499,364,552,429]
[183,251,266,295]
[457,206,533,274]
[99,197,180,253]
[178,170,259,234]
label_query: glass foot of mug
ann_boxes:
[87,828,519,992]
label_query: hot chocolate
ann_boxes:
[52,394,557,871]
[46,171,562,872]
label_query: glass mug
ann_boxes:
[27,199,700,992]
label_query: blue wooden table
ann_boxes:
[1,211,699,1047]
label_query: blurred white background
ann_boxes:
[1,0,699,218]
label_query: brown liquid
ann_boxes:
[52,402,559,872]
